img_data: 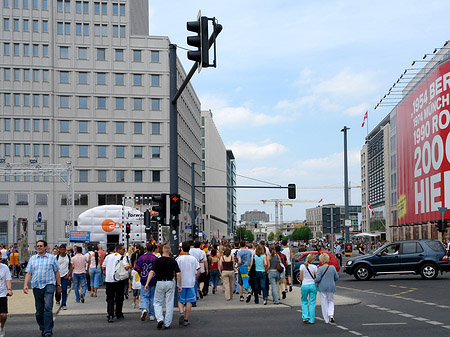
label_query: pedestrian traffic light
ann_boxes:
[193,224,199,239]
[170,194,181,216]
[152,194,167,224]
[125,223,131,234]
[187,15,209,68]
[288,183,296,199]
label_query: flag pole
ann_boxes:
[366,111,369,137]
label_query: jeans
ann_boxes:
[33,284,55,336]
[209,269,220,288]
[301,283,317,323]
[89,267,102,288]
[55,277,70,307]
[153,281,175,327]
[105,281,124,318]
[268,270,280,303]
[141,284,155,316]
[253,271,267,304]
[73,273,87,302]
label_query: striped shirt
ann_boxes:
[26,253,60,289]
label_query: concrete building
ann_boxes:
[241,210,270,223]
[0,0,203,247]
[226,150,236,237]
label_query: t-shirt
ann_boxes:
[72,253,88,274]
[254,255,265,272]
[300,264,318,285]
[131,270,141,290]
[151,256,180,281]
[102,253,129,283]
[282,247,291,265]
[57,254,71,278]
[237,249,252,267]
[1,249,7,260]
[231,248,239,268]
[134,253,158,287]
[0,264,11,297]
[176,254,200,288]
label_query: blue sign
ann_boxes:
[37,212,42,223]
[185,226,192,229]
[70,231,90,242]
[36,230,43,235]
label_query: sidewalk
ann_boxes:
[9,283,359,317]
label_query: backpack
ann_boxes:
[114,256,129,281]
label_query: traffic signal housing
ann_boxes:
[170,194,181,216]
[125,223,131,234]
[187,16,209,68]
[288,184,296,199]
[152,194,167,224]
[193,224,199,239]
[435,220,444,232]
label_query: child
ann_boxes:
[130,269,141,308]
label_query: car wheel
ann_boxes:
[354,265,371,281]
[295,271,301,284]
[420,263,438,280]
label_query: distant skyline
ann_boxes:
[148,0,450,221]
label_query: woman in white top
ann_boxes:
[299,253,318,324]
[87,245,103,297]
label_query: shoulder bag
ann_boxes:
[114,256,129,281]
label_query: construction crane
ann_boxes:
[279,203,292,223]
[261,199,322,228]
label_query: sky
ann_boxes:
[148,0,450,223]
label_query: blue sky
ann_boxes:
[148,0,450,223]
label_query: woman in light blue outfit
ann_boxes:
[253,245,268,305]
[316,253,339,324]
[299,253,318,324]
[87,245,103,297]
[268,246,281,304]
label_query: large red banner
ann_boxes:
[397,60,450,224]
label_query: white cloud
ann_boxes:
[345,103,370,117]
[227,141,288,160]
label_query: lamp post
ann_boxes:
[341,126,350,243]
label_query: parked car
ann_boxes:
[344,240,450,280]
[293,251,340,284]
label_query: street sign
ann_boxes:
[37,211,42,223]
[36,230,43,235]
[185,225,192,229]
[345,219,352,227]
[33,221,46,231]
[69,231,90,242]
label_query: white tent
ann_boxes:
[353,232,378,238]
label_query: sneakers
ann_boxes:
[132,302,136,308]
[282,291,287,299]
[183,320,190,326]
[263,299,267,305]
[0,328,4,337]
[246,293,252,303]
[149,315,155,321]
[289,285,293,292]
[107,316,114,323]
[61,306,67,310]
[140,310,148,321]
[80,294,85,303]
[198,291,203,299]
[329,316,335,323]
[56,301,60,306]
[303,319,309,324]
[240,296,244,302]
[192,302,197,307]
[179,313,185,325]
[157,321,164,330]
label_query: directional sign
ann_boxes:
[37,212,42,223]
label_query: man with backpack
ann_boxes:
[102,244,129,322]
[55,244,72,310]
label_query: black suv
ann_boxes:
[344,240,450,280]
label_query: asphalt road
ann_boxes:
[7,270,450,337]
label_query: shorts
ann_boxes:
[284,264,292,278]
[132,289,140,298]
[198,272,207,284]
[177,287,197,303]
[0,297,7,314]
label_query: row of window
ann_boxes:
[56,1,126,16]
[0,193,88,206]
[3,42,48,57]
[77,169,161,183]
[3,68,49,81]
[2,119,160,134]
[3,143,50,157]
[3,0,47,10]
[55,21,127,38]
[3,17,47,32]
[3,93,49,107]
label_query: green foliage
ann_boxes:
[290,227,312,241]
[235,227,255,242]
[268,232,274,241]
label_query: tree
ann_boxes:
[268,232,274,241]
[291,227,312,241]
[275,230,284,241]
[235,227,254,242]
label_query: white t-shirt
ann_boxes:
[57,254,71,278]
[300,264,318,285]
[0,264,11,297]
[176,254,200,288]
[1,249,7,260]
[102,253,129,283]
[131,270,141,290]
[282,247,291,266]
[189,248,205,273]
[231,248,239,268]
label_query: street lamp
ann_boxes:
[341,126,350,243]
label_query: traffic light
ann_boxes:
[435,220,444,232]
[170,194,181,216]
[152,194,167,224]
[144,209,151,229]
[288,183,296,199]
[444,219,449,231]
[125,223,131,234]
[187,16,209,68]
[193,224,199,239]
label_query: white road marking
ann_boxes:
[399,313,415,318]
[413,317,428,321]
[427,321,443,325]
[442,325,450,330]
[377,307,390,311]
[388,310,402,314]
[362,323,407,326]
[413,299,425,303]
[424,302,436,306]
[336,325,348,330]
[367,304,379,308]
[349,331,363,336]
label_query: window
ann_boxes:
[116,170,125,182]
[60,120,69,132]
[57,22,63,34]
[97,145,106,158]
[75,194,88,206]
[120,3,125,15]
[151,51,160,63]
[79,170,88,182]
[134,170,143,182]
[23,69,29,81]
[152,170,161,182]
[14,43,19,56]
[115,97,124,109]
[14,144,20,156]
[33,19,38,32]
[97,96,106,108]
[80,144,89,157]
[115,146,124,158]
[78,47,87,60]
[134,146,143,158]
[14,119,20,131]
[96,73,106,84]
[43,95,49,107]
[4,144,10,156]
[43,119,49,132]
[101,2,106,14]
[60,46,69,59]
[79,96,87,108]
[115,121,124,134]
[33,144,39,156]
[4,69,10,81]
[23,44,29,56]
[64,22,70,34]
[78,72,87,84]
[76,23,82,35]
[97,121,106,133]
[33,119,39,131]
[13,0,18,8]
[60,145,69,157]
[24,119,30,131]
[83,23,89,35]
[60,71,69,83]
[64,0,70,12]
[134,122,142,134]
[0,194,8,206]
[120,25,125,37]
[133,74,142,86]
[57,0,62,11]
[4,43,10,56]
[24,94,29,106]
[14,93,20,106]
[98,194,125,206]
[16,194,28,206]
[23,19,28,31]
[112,25,119,37]
[4,119,10,131]
[33,69,39,81]
[4,94,10,106]
[102,24,107,37]
[3,18,9,31]
[115,73,124,85]
[152,122,160,134]
[76,1,81,13]
[42,20,48,32]
[151,99,160,110]
[42,144,49,157]
[94,2,99,14]
[112,3,118,15]
[14,69,19,81]
[115,49,123,61]
[97,48,105,60]
[133,50,142,62]
[79,121,88,133]
[97,170,106,182]
[24,144,30,156]
[13,18,19,31]
[133,98,142,110]
[32,44,38,57]
[151,75,160,86]
[42,45,48,57]
[60,96,69,108]
[43,0,47,9]
[152,146,160,158]
[35,194,47,206]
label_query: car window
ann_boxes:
[380,243,400,256]
[424,240,446,252]
[402,242,422,254]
